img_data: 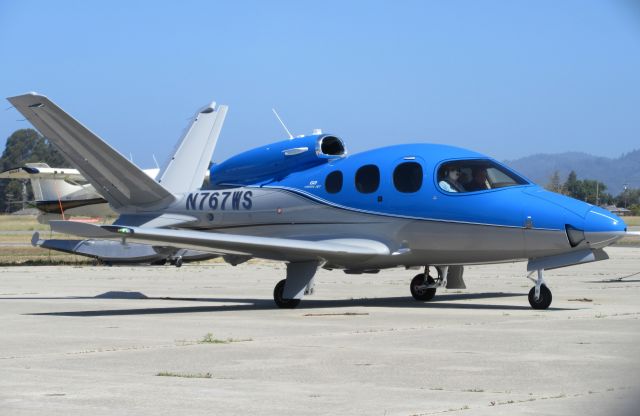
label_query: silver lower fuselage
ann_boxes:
[163,187,620,269]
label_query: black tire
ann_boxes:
[273,279,301,309]
[528,284,552,310]
[410,273,436,301]
[174,257,183,268]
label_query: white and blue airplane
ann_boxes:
[8,92,635,309]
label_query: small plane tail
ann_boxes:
[7,93,175,211]
[0,163,83,201]
[157,102,227,193]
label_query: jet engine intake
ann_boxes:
[209,134,346,186]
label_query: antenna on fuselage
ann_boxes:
[272,108,294,140]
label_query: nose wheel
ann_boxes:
[528,284,552,309]
[527,269,552,309]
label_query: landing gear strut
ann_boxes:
[169,256,183,268]
[410,266,448,301]
[527,269,552,310]
[273,261,319,309]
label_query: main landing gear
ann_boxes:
[273,261,319,309]
[410,273,437,301]
[169,256,183,268]
[273,279,301,308]
[526,269,552,309]
[410,266,449,301]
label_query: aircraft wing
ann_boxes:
[7,93,175,210]
[49,220,391,263]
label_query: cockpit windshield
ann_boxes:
[437,160,528,193]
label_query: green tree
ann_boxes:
[562,171,611,205]
[0,129,67,212]
[580,179,611,205]
[616,188,640,209]
[564,171,580,199]
[545,170,563,194]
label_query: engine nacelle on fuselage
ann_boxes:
[209,134,346,187]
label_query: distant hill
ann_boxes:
[504,150,640,195]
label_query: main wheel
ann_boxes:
[528,284,552,310]
[410,273,437,301]
[273,279,301,309]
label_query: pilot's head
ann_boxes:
[472,167,487,181]
[447,167,461,181]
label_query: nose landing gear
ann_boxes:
[526,269,552,309]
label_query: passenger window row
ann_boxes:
[325,162,423,194]
[324,159,527,195]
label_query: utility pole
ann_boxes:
[5,193,14,213]
[21,180,27,211]
[623,183,629,208]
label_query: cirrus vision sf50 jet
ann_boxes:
[8,93,636,309]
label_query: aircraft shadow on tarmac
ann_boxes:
[9,292,577,316]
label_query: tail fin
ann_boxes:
[7,93,175,211]
[0,163,83,201]
[157,102,227,193]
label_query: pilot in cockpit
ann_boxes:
[465,167,489,191]
[438,167,465,192]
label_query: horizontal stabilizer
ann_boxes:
[49,221,390,263]
[7,93,175,210]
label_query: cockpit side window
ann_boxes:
[437,160,528,193]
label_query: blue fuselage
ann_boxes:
[192,137,626,267]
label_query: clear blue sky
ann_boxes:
[1,0,639,169]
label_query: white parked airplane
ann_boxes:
[0,163,157,220]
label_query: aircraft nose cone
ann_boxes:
[583,207,626,248]
[585,207,625,232]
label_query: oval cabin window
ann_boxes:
[393,162,423,193]
[325,171,343,194]
[355,164,380,194]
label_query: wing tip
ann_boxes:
[7,91,48,105]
